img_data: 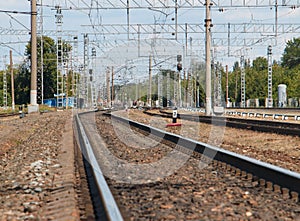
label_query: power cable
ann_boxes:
[5,12,30,30]
[0,10,30,15]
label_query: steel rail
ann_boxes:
[155,110,300,136]
[0,112,21,118]
[75,112,124,221]
[109,113,300,196]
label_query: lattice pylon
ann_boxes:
[240,56,246,108]
[56,6,64,109]
[2,56,7,109]
[267,45,273,108]
[72,36,78,108]
[37,0,43,104]
[91,47,97,109]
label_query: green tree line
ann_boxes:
[0,36,73,106]
[1,36,300,107]
[223,38,300,106]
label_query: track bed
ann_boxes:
[92,112,300,221]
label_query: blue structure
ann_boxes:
[43,97,75,108]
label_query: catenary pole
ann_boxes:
[30,0,38,108]
[10,50,15,111]
[205,0,212,115]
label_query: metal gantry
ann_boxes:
[55,0,300,9]
[83,23,300,37]
[0,28,77,36]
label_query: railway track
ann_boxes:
[147,109,300,136]
[74,110,300,220]
[0,112,20,118]
[74,112,123,221]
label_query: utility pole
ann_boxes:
[205,0,212,115]
[29,0,39,113]
[10,50,15,111]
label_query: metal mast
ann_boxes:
[37,0,44,104]
[106,67,111,108]
[2,56,7,109]
[91,47,97,109]
[240,55,246,108]
[167,72,170,107]
[83,34,89,107]
[173,71,177,106]
[63,40,69,109]
[10,50,15,111]
[111,67,114,107]
[205,0,212,115]
[217,67,222,106]
[55,1,300,11]
[148,55,152,107]
[267,45,273,108]
[72,36,78,108]
[158,72,162,107]
[56,6,64,109]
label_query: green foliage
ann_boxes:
[281,37,300,69]
[15,63,30,104]
[12,36,73,105]
[224,53,300,106]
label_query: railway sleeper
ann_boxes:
[212,159,300,203]
[111,112,300,203]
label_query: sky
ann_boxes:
[0,0,300,74]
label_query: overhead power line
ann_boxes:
[0,10,30,14]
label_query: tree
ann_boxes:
[14,36,72,104]
[252,56,268,71]
[281,37,300,69]
[15,62,30,104]
[26,36,58,100]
